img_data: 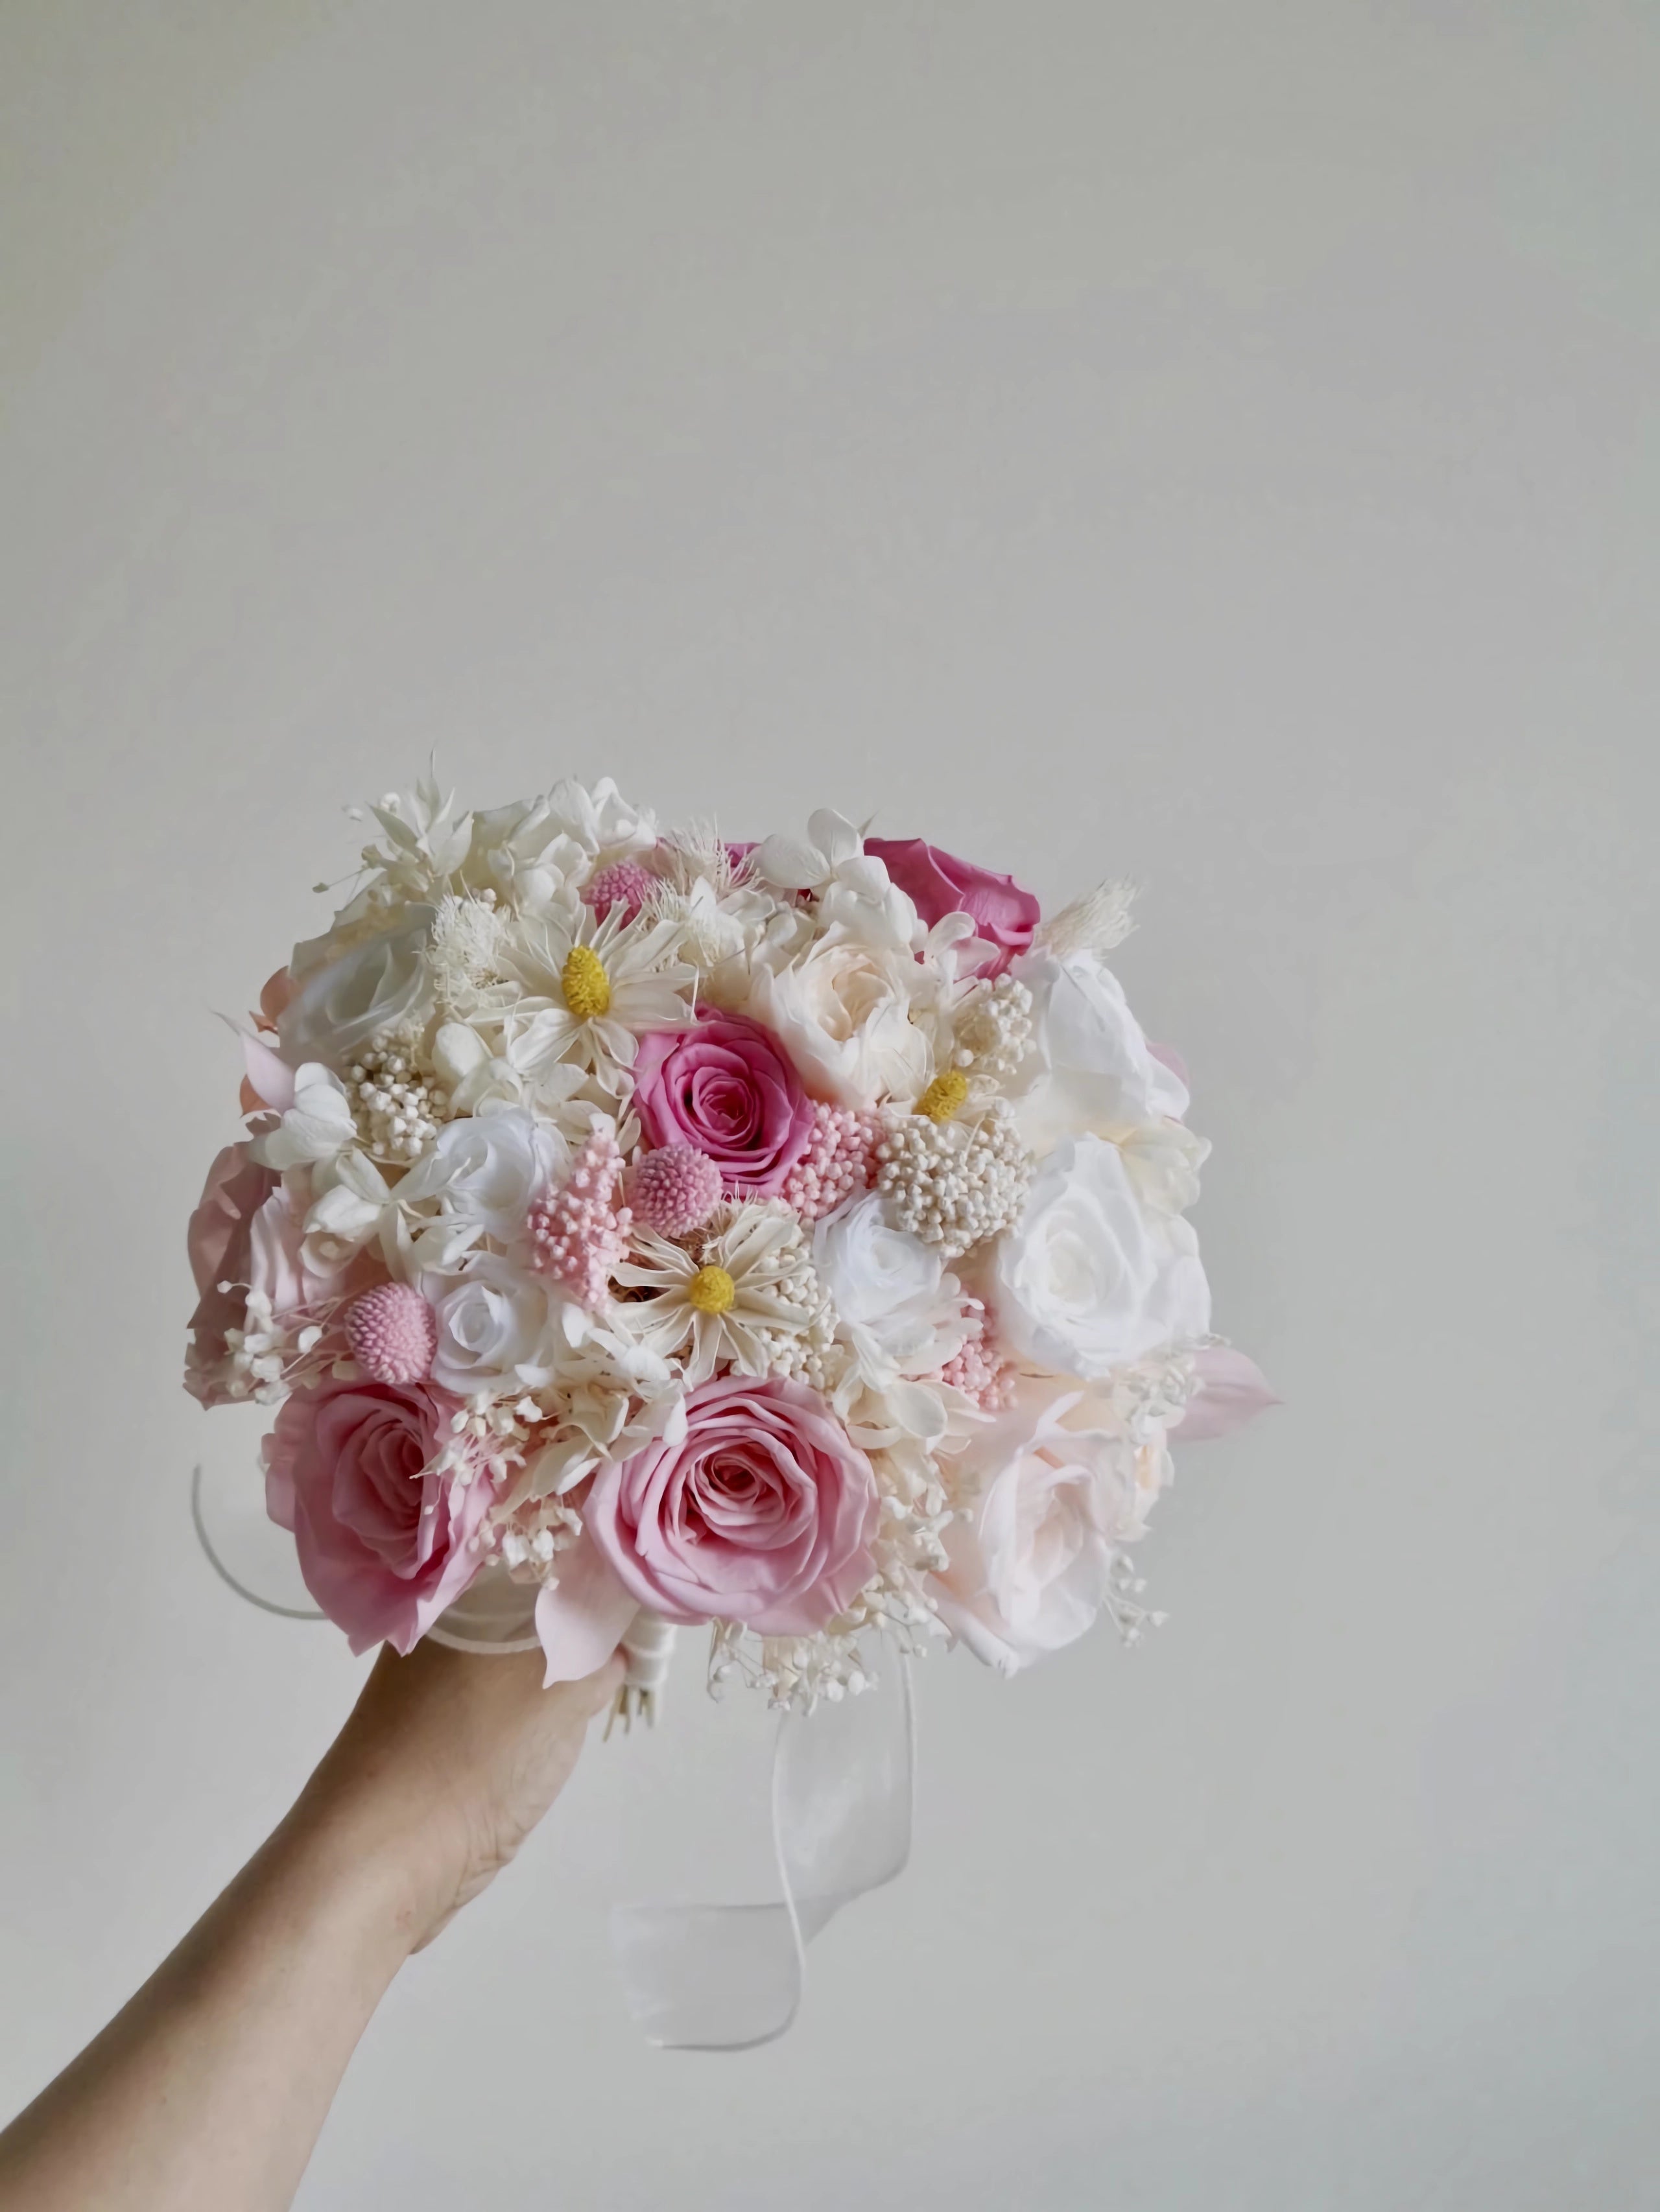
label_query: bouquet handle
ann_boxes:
[611,1609,678,1732]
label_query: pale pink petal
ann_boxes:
[535,1533,637,1685]
[1172,1345,1280,1442]
[242,1031,297,1112]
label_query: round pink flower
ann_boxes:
[631,1010,816,1197]
[583,857,657,921]
[263,1376,493,1654]
[584,1375,880,1633]
[345,1282,437,1384]
[629,1143,722,1235]
[864,836,1041,961]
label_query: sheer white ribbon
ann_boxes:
[611,1653,914,2049]
[191,1468,915,2048]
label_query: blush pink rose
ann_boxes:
[184,1144,326,1406]
[263,1376,493,1654]
[931,1394,1152,1676]
[583,1374,880,1634]
[631,1010,816,1197]
[864,836,1041,963]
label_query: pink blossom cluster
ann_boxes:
[781,1101,883,1221]
[936,1307,1016,1413]
[525,1125,632,1308]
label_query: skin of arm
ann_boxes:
[0,1640,624,2212]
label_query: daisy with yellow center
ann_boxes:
[500,901,698,1095]
[613,1204,834,1385]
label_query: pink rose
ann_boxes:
[864,836,1041,962]
[583,1375,880,1634]
[263,1376,493,1654]
[631,1010,816,1197]
[184,1144,327,1406]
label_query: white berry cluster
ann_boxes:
[875,1097,1033,1259]
[746,1238,839,1391]
[949,971,1034,1081]
[344,1038,450,1162]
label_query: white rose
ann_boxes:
[394,1105,560,1247]
[425,1254,569,1393]
[278,908,436,1068]
[931,1393,1151,1675]
[750,936,931,1108]
[995,1135,1211,1378]
[813,1192,967,1385]
[1012,948,1189,1150]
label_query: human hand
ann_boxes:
[289,1640,626,1954]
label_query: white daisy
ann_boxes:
[499,900,698,1095]
[612,1203,835,1386]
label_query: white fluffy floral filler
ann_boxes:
[186,774,1272,1721]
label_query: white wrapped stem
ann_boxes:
[611,1609,678,1733]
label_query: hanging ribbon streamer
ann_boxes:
[191,1467,914,2047]
[191,1459,323,1622]
[610,1654,914,2050]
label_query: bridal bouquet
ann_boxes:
[185,773,1272,1715]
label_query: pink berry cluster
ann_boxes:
[582,858,658,923]
[345,1282,437,1384]
[936,1304,1015,1412]
[526,1126,632,1309]
[630,1143,722,1236]
[781,1102,883,1221]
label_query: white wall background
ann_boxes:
[2,5,1655,2206]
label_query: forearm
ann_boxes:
[0,1796,417,2212]
[0,1643,619,2210]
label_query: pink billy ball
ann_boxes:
[345,1282,438,1384]
[630,1144,722,1236]
[583,859,657,921]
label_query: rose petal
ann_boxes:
[535,1535,637,1685]
[1171,1346,1280,1442]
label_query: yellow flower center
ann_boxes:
[561,945,611,1021]
[916,1069,969,1123]
[687,1264,737,1316]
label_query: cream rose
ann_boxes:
[750,935,931,1108]
[994,1134,1210,1378]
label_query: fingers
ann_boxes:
[544,1646,628,1726]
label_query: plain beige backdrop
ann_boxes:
[1,5,1655,2207]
